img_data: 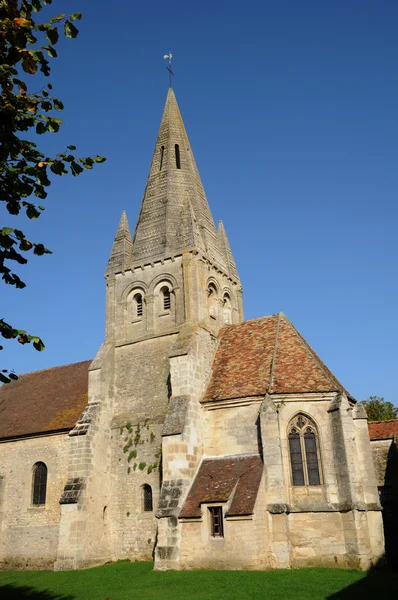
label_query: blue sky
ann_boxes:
[2,0,397,403]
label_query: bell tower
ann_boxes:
[105,88,243,345]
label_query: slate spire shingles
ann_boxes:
[203,313,352,403]
[130,88,231,272]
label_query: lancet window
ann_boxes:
[142,484,153,512]
[207,283,218,320]
[32,462,47,506]
[288,415,321,486]
[175,144,181,169]
[162,287,171,312]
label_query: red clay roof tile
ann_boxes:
[0,360,90,439]
[179,455,263,518]
[368,420,398,441]
[203,313,351,402]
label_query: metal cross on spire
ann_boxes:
[163,52,174,88]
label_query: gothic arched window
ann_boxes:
[288,415,321,486]
[142,484,153,512]
[32,462,47,505]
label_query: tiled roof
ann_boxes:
[0,360,90,440]
[179,455,263,518]
[203,313,351,403]
[368,420,398,441]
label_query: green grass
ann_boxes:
[0,561,397,600]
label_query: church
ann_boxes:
[0,87,386,571]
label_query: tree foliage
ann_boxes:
[360,396,398,422]
[0,0,105,383]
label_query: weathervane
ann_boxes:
[163,52,174,88]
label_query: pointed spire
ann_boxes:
[217,220,240,282]
[106,211,133,275]
[131,89,231,273]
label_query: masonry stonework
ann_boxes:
[0,87,386,571]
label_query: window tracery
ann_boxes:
[288,415,321,486]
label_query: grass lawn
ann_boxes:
[0,561,397,600]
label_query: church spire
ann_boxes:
[131,89,230,272]
[106,210,132,275]
[217,220,240,283]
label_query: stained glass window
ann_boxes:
[288,416,321,486]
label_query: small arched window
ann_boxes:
[159,145,165,171]
[175,144,181,169]
[223,294,232,325]
[208,284,218,320]
[32,462,47,506]
[288,415,321,486]
[142,484,153,512]
[162,287,171,311]
[133,293,143,318]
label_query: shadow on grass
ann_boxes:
[0,585,75,600]
[328,559,398,599]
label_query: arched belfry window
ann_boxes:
[175,144,181,169]
[133,293,143,319]
[207,283,218,320]
[159,145,165,171]
[142,484,153,512]
[32,462,47,505]
[162,287,171,312]
[288,415,321,486]
[223,294,232,325]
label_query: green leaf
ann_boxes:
[71,161,84,176]
[47,120,60,133]
[50,161,64,175]
[67,145,76,150]
[1,227,14,236]
[25,204,41,219]
[33,338,45,351]
[83,157,94,169]
[20,239,33,251]
[36,122,46,135]
[41,100,52,112]
[46,27,59,45]
[42,0,53,5]
[70,12,82,21]
[47,82,53,89]
[49,14,65,23]
[64,20,79,38]
[43,45,57,58]
[32,0,42,12]
[94,155,107,163]
[53,98,64,111]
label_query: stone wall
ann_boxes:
[179,473,269,570]
[0,434,69,569]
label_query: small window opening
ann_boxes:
[143,484,153,512]
[32,462,47,506]
[134,293,143,318]
[209,506,224,537]
[175,144,181,169]
[159,146,164,171]
[163,288,171,311]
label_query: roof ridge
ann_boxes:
[268,312,282,394]
[369,419,398,424]
[281,314,352,399]
[14,359,91,379]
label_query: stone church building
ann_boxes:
[0,88,387,571]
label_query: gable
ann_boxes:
[0,360,90,440]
